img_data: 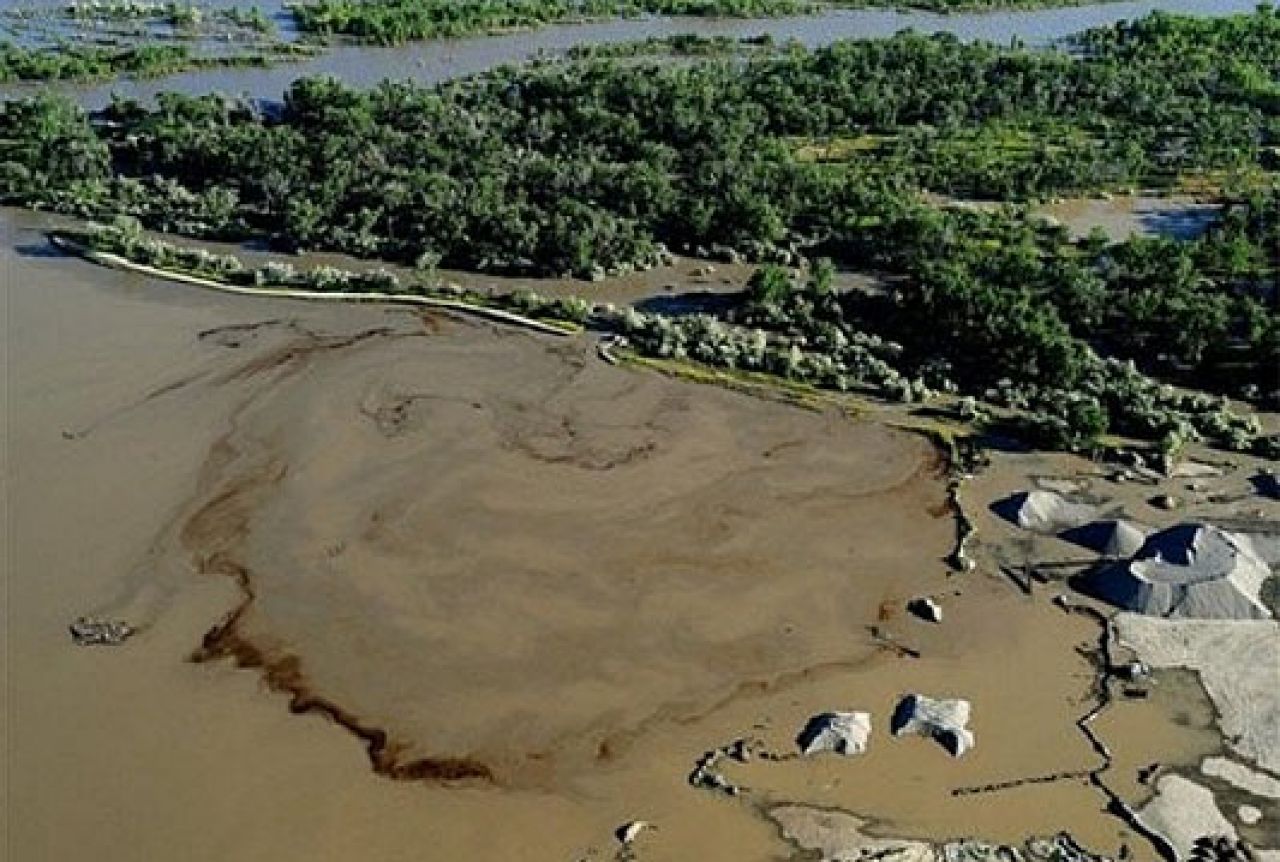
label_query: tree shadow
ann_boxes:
[1248,470,1279,501]
[633,289,742,316]
[14,239,68,259]
[1135,205,1218,241]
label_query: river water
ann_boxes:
[0,0,1264,107]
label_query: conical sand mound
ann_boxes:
[992,490,1097,534]
[1060,519,1150,558]
[1078,524,1272,620]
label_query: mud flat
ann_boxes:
[183,318,950,787]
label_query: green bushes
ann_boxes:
[10,11,1280,269]
[68,220,589,327]
[7,9,1279,452]
[289,0,814,44]
[0,97,109,198]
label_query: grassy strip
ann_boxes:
[619,350,845,412]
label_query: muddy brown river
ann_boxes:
[5,201,1243,861]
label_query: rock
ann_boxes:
[69,616,134,646]
[1251,471,1280,500]
[1237,805,1262,826]
[907,597,944,624]
[615,820,651,845]
[890,694,974,757]
[943,839,1023,862]
[1150,494,1181,511]
[797,711,872,756]
[1190,835,1252,862]
[1115,659,1150,682]
[688,745,742,796]
[1028,834,1110,862]
[1170,460,1225,479]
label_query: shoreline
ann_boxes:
[48,233,583,338]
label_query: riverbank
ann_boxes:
[11,203,1277,861]
[2,0,1261,108]
[50,232,585,337]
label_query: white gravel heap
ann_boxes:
[1059,518,1150,558]
[1082,524,1272,620]
[999,490,1097,533]
[890,694,974,757]
[797,711,873,757]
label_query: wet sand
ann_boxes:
[4,206,1265,861]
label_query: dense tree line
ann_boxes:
[287,0,1146,45]
[2,8,1276,448]
[290,0,814,44]
[0,40,317,82]
[7,11,1273,257]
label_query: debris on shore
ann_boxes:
[908,597,944,624]
[890,694,974,757]
[797,711,872,757]
[69,616,134,646]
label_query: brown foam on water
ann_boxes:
[169,321,950,789]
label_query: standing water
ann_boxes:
[0,0,1265,107]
